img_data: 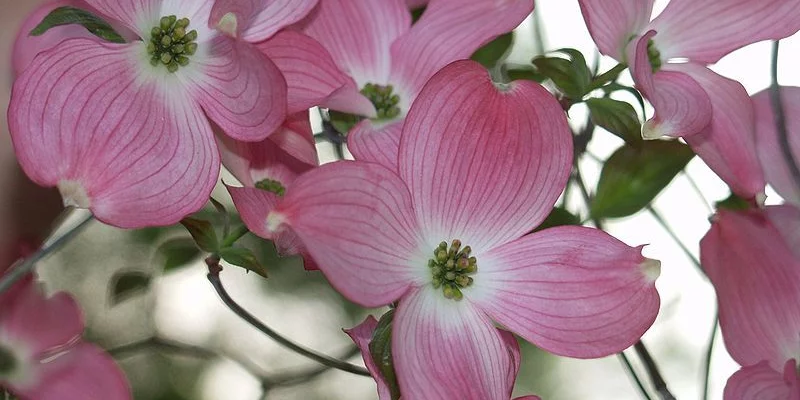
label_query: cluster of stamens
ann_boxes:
[647,39,662,73]
[428,239,477,301]
[254,178,286,196]
[360,83,401,120]
[147,16,198,73]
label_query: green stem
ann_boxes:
[618,352,653,400]
[702,313,719,400]
[221,225,250,248]
[769,41,800,189]
[0,210,94,294]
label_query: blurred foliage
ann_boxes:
[472,33,514,69]
[369,309,400,400]
[110,271,152,305]
[534,207,581,232]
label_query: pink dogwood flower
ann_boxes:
[222,111,319,270]
[701,205,800,399]
[0,273,129,399]
[579,0,800,199]
[295,0,534,168]
[235,61,661,398]
[753,86,800,207]
[8,0,318,228]
[345,315,541,400]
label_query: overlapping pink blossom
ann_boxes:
[294,0,533,168]
[753,86,800,208]
[8,0,318,228]
[233,61,661,398]
[579,0,800,199]
[222,111,319,270]
[0,273,129,399]
[702,206,800,400]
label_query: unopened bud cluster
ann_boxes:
[255,178,287,196]
[147,16,198,73]
[428,239,477,301]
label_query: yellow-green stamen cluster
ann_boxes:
[147,16,198,73]
[647,39,662,73]
[360,83,401,120]
[429,239,477,301]
[255,178,286,196]
[0,345,16,375]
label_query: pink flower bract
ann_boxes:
[259,61,661,398]
[0,274,129,400]
[8,0,319,228]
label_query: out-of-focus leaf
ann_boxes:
[532,48,592,100]
[30,6,125,43]
[602,83,647,117]
[585,98,642,145]
[110,271,151,305]
[157,238,202,273]
[592,141,695,219]
[534,207,581,232]
[369,309,401,400]
[471,32,513,68]
[179,217,219,253]
[411,7,426,23]
[219,247,268,278]
[715,193,752,211]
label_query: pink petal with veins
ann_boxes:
[301,0,410,86]
[399,60,572,254]
[702,208,800,369]
[275,161,424,306]
[191,36,287,142]
[471,226,660,358]
[724,360,798,400]
[392,286,517,400]
[649,0,800,64]
[389,0,533,96]
[347,120,403,169]
[256,30,352,114]
[671,63,765,200]
[577,0,654,61]
[627,31,712,139]
[753,87,800,206]
[8,38,219,228]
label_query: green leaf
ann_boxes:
[110,271,151,305]
[157,238,202,273]
[534,207,581,232]
[585,98,642,145]
[532,49,592,100]
[411,6,426,23]
[592,141,695,219]
[369,309,401,400]
[471,33,513,68]
[602,83,647,117]
[219,247,268,278]
[506,66,547,83]
[30,6,125,43]
[180,217,219,252]
[209,197,230,237]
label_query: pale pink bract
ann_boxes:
[8,0,318,228]
[0,274,129,400]
[239,61,661,398]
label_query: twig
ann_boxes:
[0,209,94,294]
[646,205,703,273]
[702,313,719,400]
[205,257,370,377]
[634,341,676,400]
[618,352,653,400]
[770,41,800,189]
